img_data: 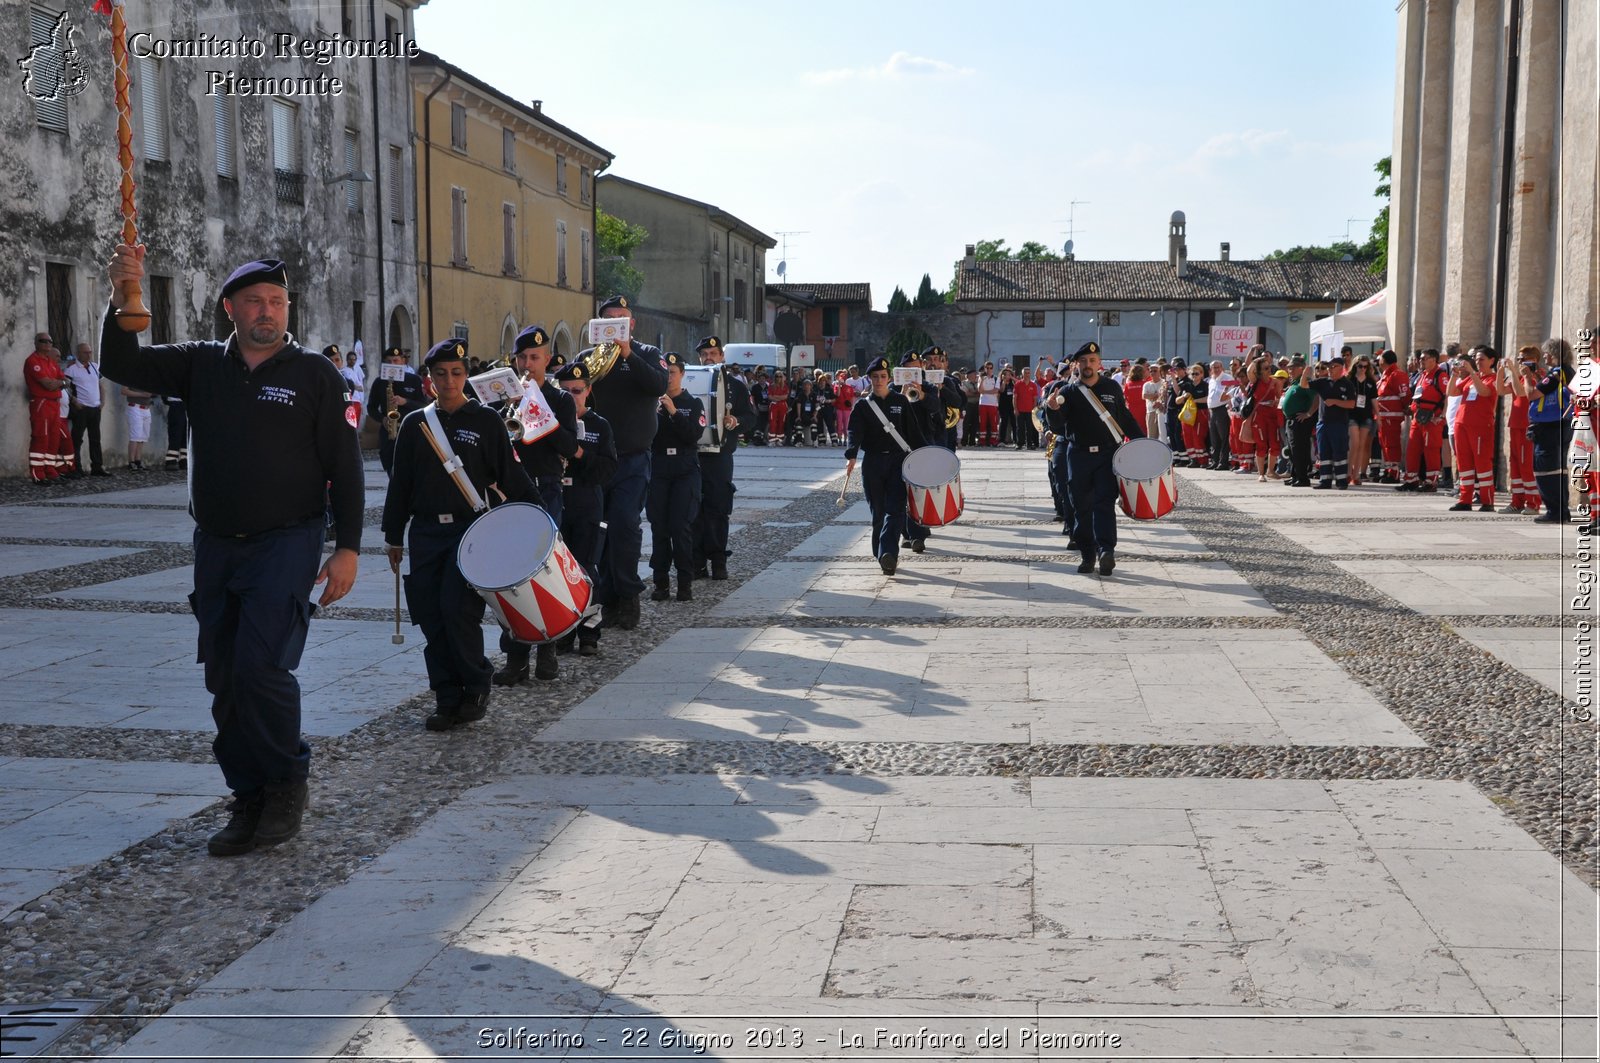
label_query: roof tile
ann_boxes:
[956,260,1383,303]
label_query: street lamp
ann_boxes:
[1089,313,1102,349]
[1151,307,1165,362]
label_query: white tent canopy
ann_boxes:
[1309,288,1389,345]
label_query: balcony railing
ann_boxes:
[274,169,305,204]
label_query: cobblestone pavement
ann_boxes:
[0,448,1594,1061]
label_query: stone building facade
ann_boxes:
[764,283,874,367]
[1,0,425,474]
[411,51,610,362]
[597,175,774,355]
[1387,0,1596,354]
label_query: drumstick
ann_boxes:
[838,465,852,506]
[392,566,404,644]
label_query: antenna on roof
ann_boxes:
[774,231,808,280]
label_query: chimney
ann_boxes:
[1168,210,1187,267]
[962,244,976,270]
[1220,241,1230,262]
[1176,243,1189,278]
[531,99,543,113]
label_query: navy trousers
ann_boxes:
[1317,419,1350,485]
[1066,444,1119,556]
[693,451,736,566]
[1531,420,1573,519]
[648,467,702,582]
[862,452,908,561]
[599,450,651,604]
[1052,439,1075,533]
[408,521,490,700]
[533,475,564,529]
[190,519,321,797]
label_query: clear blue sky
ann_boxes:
[415,0,1397,309]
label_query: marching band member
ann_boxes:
[844,356,936,576]
[1042,347,1082,544]
[102,249,363,857]
[1057,342,1144,575]
[924,345,965,451]
[367,346,426,475]
[555,360,617,655]
[587,295,668,631]
[895,349,941,552]
[493,325,578,687]
[692,336,757,581]
[383,340,535,732]
[1446,345,1500,512]
[648,353,705,602]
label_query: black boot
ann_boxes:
[207,793,264,857]
[492,651,529,686]
[710,560,728,580]
[650,581,670,602]
[1077,554,1097,574]
[677,578,693,602]
[534,642,559,680]
[618,594,641,630]
[456,688,490,723]
[578,628,599,656]
[253,780,308,847]
[1098,549,1116,576]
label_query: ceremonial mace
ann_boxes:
[102,0,150,332]
[392,568,405,645]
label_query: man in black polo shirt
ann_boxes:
[103,245,363,858]
[585,295,668,630]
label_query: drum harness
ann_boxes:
[1075,384,1130,452]
[419,404,493,516]
[864,397,914,456]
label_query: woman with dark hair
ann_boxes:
[1346,356,1379,485]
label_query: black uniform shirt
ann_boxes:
[652,391,705,475]
[380,400,535,544]
[100,308,364,550]
[1059,375,1144,450]
[1041,377,1076,435]
[587,341,669,455]
[845,389,933,460]
[511,378,579,478]
[567,409,618,490]
[1310,376,1356,425]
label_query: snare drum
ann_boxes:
[457,503,593,644]
[902,446,964,527]
[1111,437,1177,520]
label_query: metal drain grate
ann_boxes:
[0,1000,102,1059]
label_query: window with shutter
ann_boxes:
[343,129,359,211]
[581,230,591,291]
[556,221,567,287]
[502,203,517,275]
[150,275,173,344]
[214,95,236,179]
[271,99,303,202]
[502,128,515,172]
[136,55,168,162]
[556,156,567,196]
[388,144,403,221]
[450,103,466,150]
[450,187,467,265]
[28,7,68,133]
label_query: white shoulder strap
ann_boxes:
[865,395,914,454]
[1076,383,1129,445]
[420,404,488,512]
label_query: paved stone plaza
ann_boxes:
[0,448,1595,1061]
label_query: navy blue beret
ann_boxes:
[514,325,550,352]
[221,259,289,299]
[424,339,468,367]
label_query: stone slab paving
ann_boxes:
[789,520,1211,560]
[2,447,1593,1063]
[1266,518,1566,556]
[1457,625,1568,697]
[713,558,1276,619]
[1333,558,1571,615]
[0,543,144,578]
[0,505,202,543]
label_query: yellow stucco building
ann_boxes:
[411,51,612,361]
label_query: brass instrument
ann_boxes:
[576,341,623,385]
[944,405,960,430]
[384,386,402,439]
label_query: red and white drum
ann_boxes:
[1111,437,1177,520]
[902,445,964,527]
[457,502,592,643]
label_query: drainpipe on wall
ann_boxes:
[368,0,386,355]
[421,67,452,345]
[1490,0,1523,492]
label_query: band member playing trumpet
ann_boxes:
[925,345,965,451]
[494,324,579,687]
[383,340,536,732]
[367,346,425,475]
[845,356,936,576]
[587,295,668,631]
[101,248,363,857]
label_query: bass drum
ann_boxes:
[680,364,722,451]
[1111,437,1177,520]
[902,446,964,527]
[457,503,593,643]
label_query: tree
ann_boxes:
[1015,240,1062,262]
[884,324,933,360]
[888,286,912,312]
[943,236,1060,301]
[595,209,648,306]
[1368,155,1390,277]
[1263,241,1366,263]
[912,273,943,309]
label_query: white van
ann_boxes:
[720,343,787,371]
